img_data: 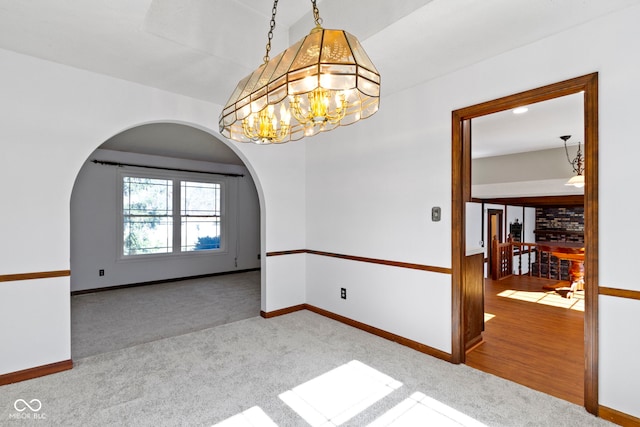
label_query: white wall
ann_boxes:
[70,149,260,291]
[0,47,306,375]
[267,253,306,311]
[2,2,640,418]
[305,3,640,416]
[473,147,580,184]
[306,255,451,351]
[599,296,640,417]
[252,141,307,312]
[305,84,453,353]
[0,277,70,374]
[524,207,536,244]
[465,202,483,255]
[471,149,585,198]
[472,178,583,198]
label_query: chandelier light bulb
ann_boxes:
[241,103,291,144]
[280,104,291,125]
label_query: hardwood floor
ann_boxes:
[465,275,585,405]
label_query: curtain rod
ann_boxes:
[91,160,244,178]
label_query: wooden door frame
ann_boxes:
[451,73,599,414]
[486,209,503,278]
[487,209,504,243]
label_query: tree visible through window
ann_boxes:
[123,176,173,255]
[181,181,221,251]
[122,174,222,256]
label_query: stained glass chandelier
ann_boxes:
[219,0,381,144]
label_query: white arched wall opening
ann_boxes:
[70,120,267,300]
[0,45,306,379]
[66,118,307,366]
[69,120,268,358]
[67,118,307,328]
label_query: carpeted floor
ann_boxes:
[1,309,610,426]
[71,270,261,359]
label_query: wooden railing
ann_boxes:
[491,236,577,281]
[512,241,538,277]
[492,236,513,280]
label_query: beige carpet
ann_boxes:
[2,310,610,426]
[71,270,260,358]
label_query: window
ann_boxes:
[121,173,223,257]
[181,181,221,251]
[123,176,173,255]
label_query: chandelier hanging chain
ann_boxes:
[219,0,381,144]
[562,136,584,174]
[263,0,279,63]
[311,0,323,26]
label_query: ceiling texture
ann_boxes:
[1,0,639,162]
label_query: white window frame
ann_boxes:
[117,168,227,260]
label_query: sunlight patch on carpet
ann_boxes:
[215,361,488,426]
[212,406,277,427]
[279,360,402,426]
[367,392,488,427]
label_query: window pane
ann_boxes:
[123,176,173,255]
[181,181,221,251]
[182,217,221,251]
[181,181,220,216]
[124,216,173,255]
[123,177,172,215]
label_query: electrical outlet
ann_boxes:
[99,269,105,277]
[340,287,347,299]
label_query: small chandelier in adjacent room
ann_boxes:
[560,135,585,188]
[219,0,381,144]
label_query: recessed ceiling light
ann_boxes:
[513,107,528,114]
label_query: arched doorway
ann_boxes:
[70,122,264,358]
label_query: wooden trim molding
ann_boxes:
[260,304,305,318]
[452,73,599,414]
[599,405,640,427]
[71,268,260,296]
[583,72,600,416]
[307,250,452,274]
[261,304,452,362]
[306,304,452,362]
[473,195,584,207]
[266,249,452,275]
[599,287,640,301]
[265,249,307,257]
[0,270,70,283]
[0,360,73,386]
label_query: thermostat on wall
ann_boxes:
[432,206,441,222]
